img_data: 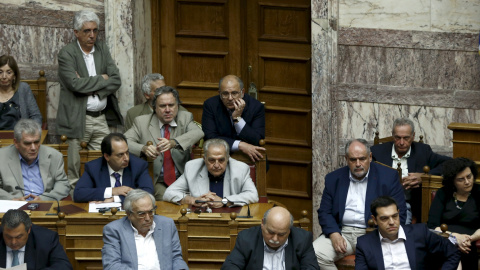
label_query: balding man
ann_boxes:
[222,207,319,269]
[202,75,265,162]
[313,139,407,270]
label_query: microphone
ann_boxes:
[194,200,223,204]
[229,200,252,218]
[15,186,61,216]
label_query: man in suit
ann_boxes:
[125,85,204,200]
[371,118,451,222]
[163,138,258,207]
[0,209,72,269]
[74,133,153,202]
[222,206,320,269]
[102,189,187,270]
[0,119,69,201]
[57,10,123,197]
[313,139,407,270]
[124,73,166,131]
[355,196,460,270]
[202,75,265,162]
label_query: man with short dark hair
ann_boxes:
[222,206,319,269]
[355,196,461,269]
[125,85,203,200]
[0,209,72,269]
[74,133,153,202]
[371,118,451,222]
[0,119,69,200]
[313,139,407,270]
[102,189,187,269]
[163,138,258,207]
[57,10,123,196]
[202,75,265,162]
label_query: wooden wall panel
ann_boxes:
[259,4,310,43]
[176,1,228,38]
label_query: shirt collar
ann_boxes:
[6,245,26,253]
[391,144,411,160]
[19,153,39,166]
[107,164,124,176]
[77,40,95,56]
[378,224,406,243]
[348,169,370,183]
[159,119,178,129]
[263,238,289,253]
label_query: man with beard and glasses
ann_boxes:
[312,139,407,270]
[355,196,460,270]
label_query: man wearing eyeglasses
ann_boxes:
[371,118,451,223]
[202,75,265,162]
[57,10,123,199]
[102,189,188,270]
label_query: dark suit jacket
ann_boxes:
[221,226,320,270]
[355,224,461,270]
[0,225,72,270]
[73,155,154,202]
[318,162,407,236]
[202,94,265,148]
[370,142,451,176]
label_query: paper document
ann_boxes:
[0,200,27,213]
[0,263,27,270]
[88,202,122,213]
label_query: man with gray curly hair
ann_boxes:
[57,10,123,198]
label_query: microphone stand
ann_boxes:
[15,186,61,216]
[229,201,252,218]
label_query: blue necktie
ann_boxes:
[112,172,121,187]
[12,250,19,266]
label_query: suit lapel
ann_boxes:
[196,165,211,195]
[364,164,378,223]
[152,217,165,269]
[100,161,112,187]
[24,232,36,269]
[122,165,134,188]
[72,42,89,77]
[93,44,103,75]
[407,144,416,173]
[403,225,416,270]
[338,169,350,222]
[7,146,24,190]
[370,231,386,270]
[223,163,231,196]
[0,234,7,268]
[122,218,138,267]
[38,147,50,189]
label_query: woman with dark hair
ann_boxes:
[0,55,42,130]
[428,157,480,269]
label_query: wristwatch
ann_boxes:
[233,116,241,123]
[222,198,228,207]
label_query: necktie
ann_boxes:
[163,124,176,186]
[12,250,19,266]
[112,172,121,187]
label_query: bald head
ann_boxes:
[218,75,245,110]
[261,207,292,250]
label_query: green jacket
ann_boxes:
[56,40,123,139]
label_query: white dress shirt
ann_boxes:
[77,41,107,112]
[104,165,125,202]
[379,225,411,270]
[6,246,25,267]
[263,239,288,270]
[342,170,370,228]
[131,221,161,270]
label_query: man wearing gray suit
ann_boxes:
[57,10,123,197]
[125,86,204,200]
[0,119,69,200]
[163,138,258,208]
[102,189,188,270]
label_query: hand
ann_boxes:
[454,233,472,254]
[101,74,109,80]
[75,71,80,78]
[402,173,422,190]
[142,145,160,159]
[112,186,133,196]
[30,194,41,201]
[329,232,347,254]
[201,192,223,208]
[102,198,114,203]
[157,138,175,153]
[231,98,246,119]
[238,142,266,162]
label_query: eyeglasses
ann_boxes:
[132,206,157,218]
[220,91,240,99]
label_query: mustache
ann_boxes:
[268,239,280,245]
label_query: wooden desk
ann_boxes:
[0,130,48,145]
[0,201,281,270]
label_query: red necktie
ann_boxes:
[163,124,176,186]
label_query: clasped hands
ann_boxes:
[454,233,472,254]
[142,138,176,159]
[90,186,133,203]
[12,194,40,201]
[185,192,225,209]
[402,172,423,190]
